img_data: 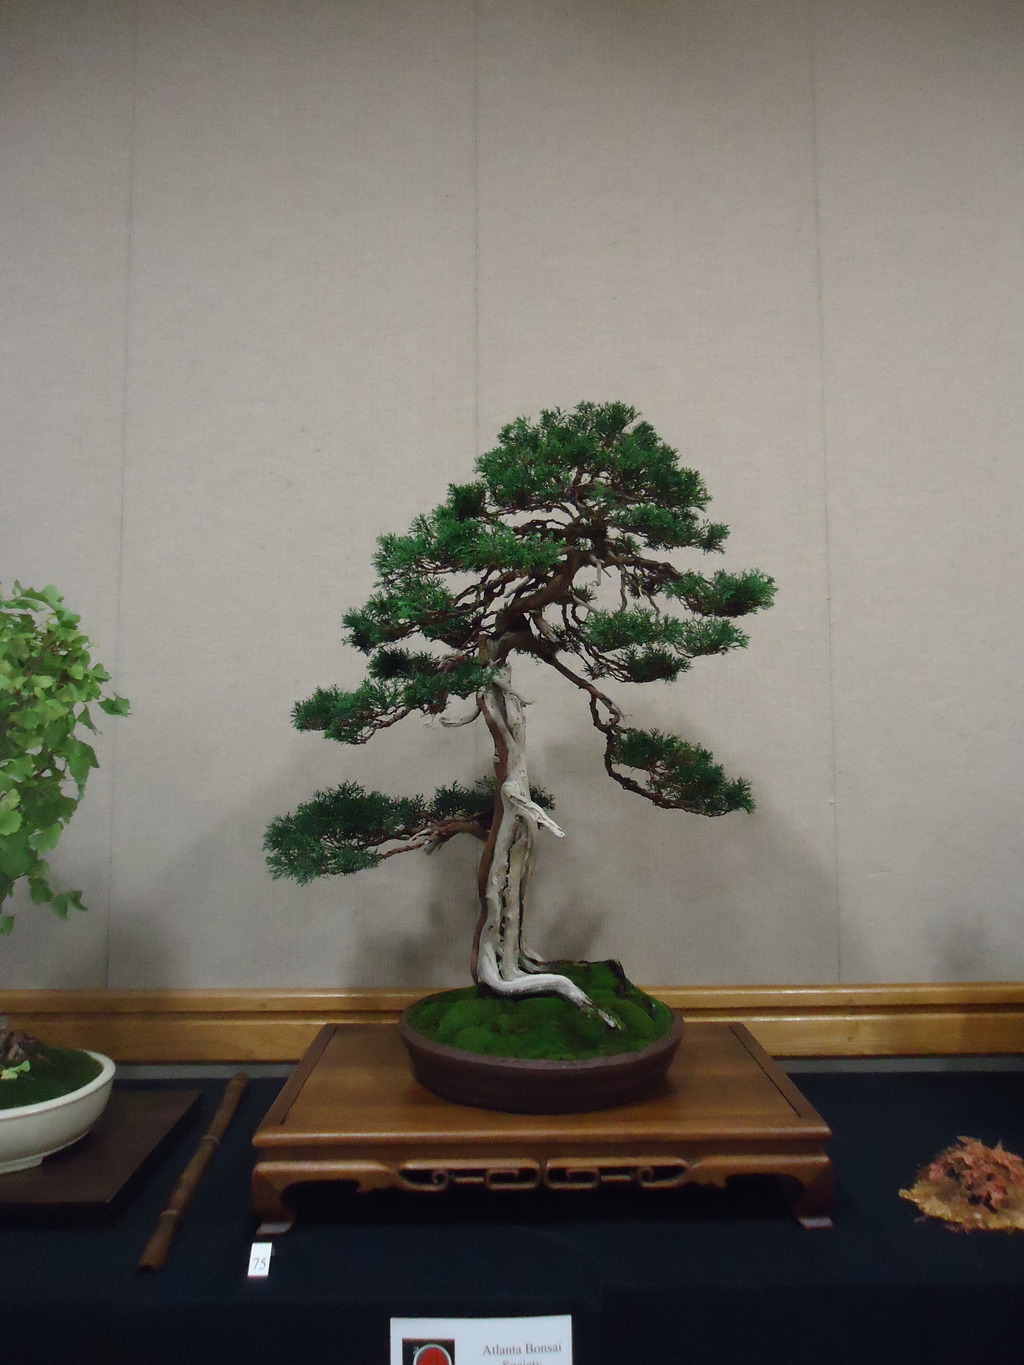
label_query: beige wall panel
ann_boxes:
[1,1,135,984]
[106,0,477,986]
[5,0,1020,995]
[814,0,1024,979]
[473,0,837,986]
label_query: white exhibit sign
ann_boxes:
[390,1314,573,1365]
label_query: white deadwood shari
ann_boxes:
[474,664,617,1026]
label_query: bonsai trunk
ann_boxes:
[471,662,615,1025]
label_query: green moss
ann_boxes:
[0,1044,103,1110]
[449,1025,497,1054]
[406,961,675,1061]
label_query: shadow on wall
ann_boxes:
[933,917,1004,982]
[101,730,843,992]
[530,726,840,987]
[106,912,177,993]
[92,759,1014,993]
[102,741,496,990]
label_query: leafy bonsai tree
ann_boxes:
[0,583,130,937]
[265,402,775,1026]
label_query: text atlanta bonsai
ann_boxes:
[265,402,774,1058]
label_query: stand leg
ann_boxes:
[252,1166,297,1236]
[791,1160,834,1230]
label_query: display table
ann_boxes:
[251,1020,833,1233]
[2,1068,1024,1363]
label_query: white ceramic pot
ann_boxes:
[0,1051,115,1174]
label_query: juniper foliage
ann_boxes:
[265,401,774,882]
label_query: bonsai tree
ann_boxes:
[265,402,775,1027]
[0,583,130,937]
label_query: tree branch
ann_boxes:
[538,653,622,731]
[377,816,488,860]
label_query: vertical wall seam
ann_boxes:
[107,0,140,989]
[807,0,843,984]
[472,0,482,784]
[473,0,481,459]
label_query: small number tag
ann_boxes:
[247,1241,273,1278]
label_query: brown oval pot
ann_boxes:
[398,1009,684,1114]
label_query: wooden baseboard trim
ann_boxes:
[5,983,1024,1063]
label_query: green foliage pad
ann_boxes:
[266,402,776,888]
[0,1043,103,1110]
[406,961,675,1061]
[0,583,129,934]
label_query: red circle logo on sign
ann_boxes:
[412,1348,453,1365]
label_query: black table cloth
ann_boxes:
[3,1068,1023,1365]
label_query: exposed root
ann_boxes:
[475,949,620,1029]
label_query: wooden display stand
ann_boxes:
[0,1090,201,1222]
[252,1020,832,1233]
